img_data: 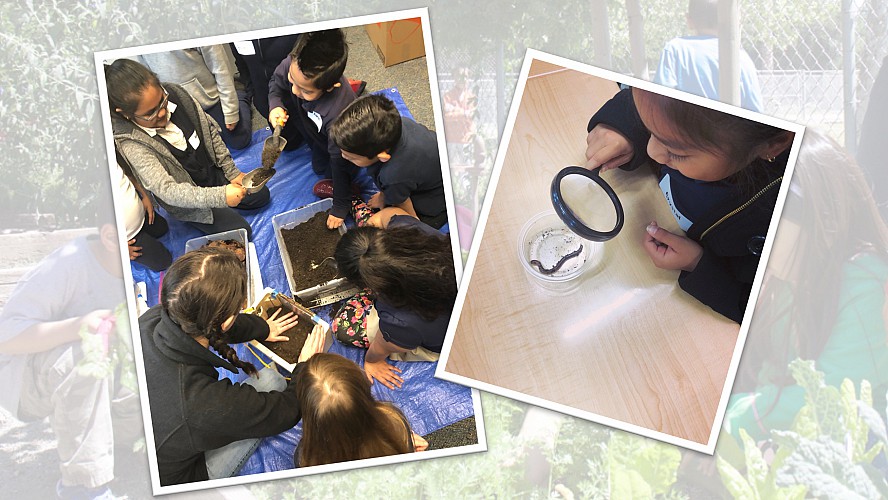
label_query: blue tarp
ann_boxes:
[129,89,474,475]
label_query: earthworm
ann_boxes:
[530,244,584,275]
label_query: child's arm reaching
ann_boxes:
[642,221,749,322]
[585,87,652,172]
[394,197,419,219]
[364,333,409,390]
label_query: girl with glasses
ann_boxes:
[105,59,270,241]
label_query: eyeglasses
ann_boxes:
[133,86,169,122]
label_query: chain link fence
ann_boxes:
[434,0,887,248]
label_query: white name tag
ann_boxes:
[307,111,323,132]
[188,131,200,150]
[659,174,693,232]
[232,40,255,56]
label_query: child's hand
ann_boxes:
[128,239,142,261]
[141,196,156,225]
[297,324,328,362]
[368,191,385,209]
[225,183,247,207]
[269,107,288,128]
[642,221,703,272]
[231,172,246,186]
[585,123,634,172]
[364,359,404,389]
[265,309,299,342]
[326,214,344,229]
[412,432,429,452]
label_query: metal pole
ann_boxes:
[591,0,612,69]
[626,0,648,79]
[718,0,741,106]
[842,0,858,154]
[496,41,505,140]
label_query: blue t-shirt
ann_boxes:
[654,35,763,112]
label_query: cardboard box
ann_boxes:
[365,18,425,67]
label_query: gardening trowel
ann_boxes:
[243,124,287,193]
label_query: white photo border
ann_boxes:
[94,8,484,496]
[435,48,805,455]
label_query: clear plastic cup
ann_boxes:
[517,210,599,293]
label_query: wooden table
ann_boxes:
[443,59,739,446]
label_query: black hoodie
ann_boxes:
[139,306,302,485]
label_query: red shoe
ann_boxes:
[312,179,334,199]
[349,79,367,96]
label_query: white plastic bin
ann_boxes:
[272,199,358,305]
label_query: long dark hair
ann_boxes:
[743,129,888,391]
[160,247,257,376]
[104,58,161,118]
[334,226,457,320]
[295,353,413,467]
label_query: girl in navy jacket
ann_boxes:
[586,88,794,322]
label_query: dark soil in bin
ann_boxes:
[281,211,342,292]
[258,306,314,364]
[206,239,246,263]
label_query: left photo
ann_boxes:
[94,9,482,495]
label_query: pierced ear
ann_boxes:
[760,132,795,161]
[377,151,391,162]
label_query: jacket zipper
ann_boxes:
[699,176,783,240]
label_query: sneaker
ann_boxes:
[348,79,367,96]
[57,480,125,500]
[312,179,334,199]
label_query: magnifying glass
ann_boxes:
[550,166,624,242]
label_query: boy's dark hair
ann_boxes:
[289,29,348,91]
[104,58,161,117]
[329,94,402,157]
[688,0,718,31]
[161,247,257,376]
[334,225,456,321]
[295,353,413,467]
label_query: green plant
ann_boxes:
[608,432,684,499]
[717,359,888,499]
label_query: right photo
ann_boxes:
[437,50,805,453]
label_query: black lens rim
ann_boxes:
[550,166,624,242]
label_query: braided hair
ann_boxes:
[333,225,457,321]
[161,247,258,376]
